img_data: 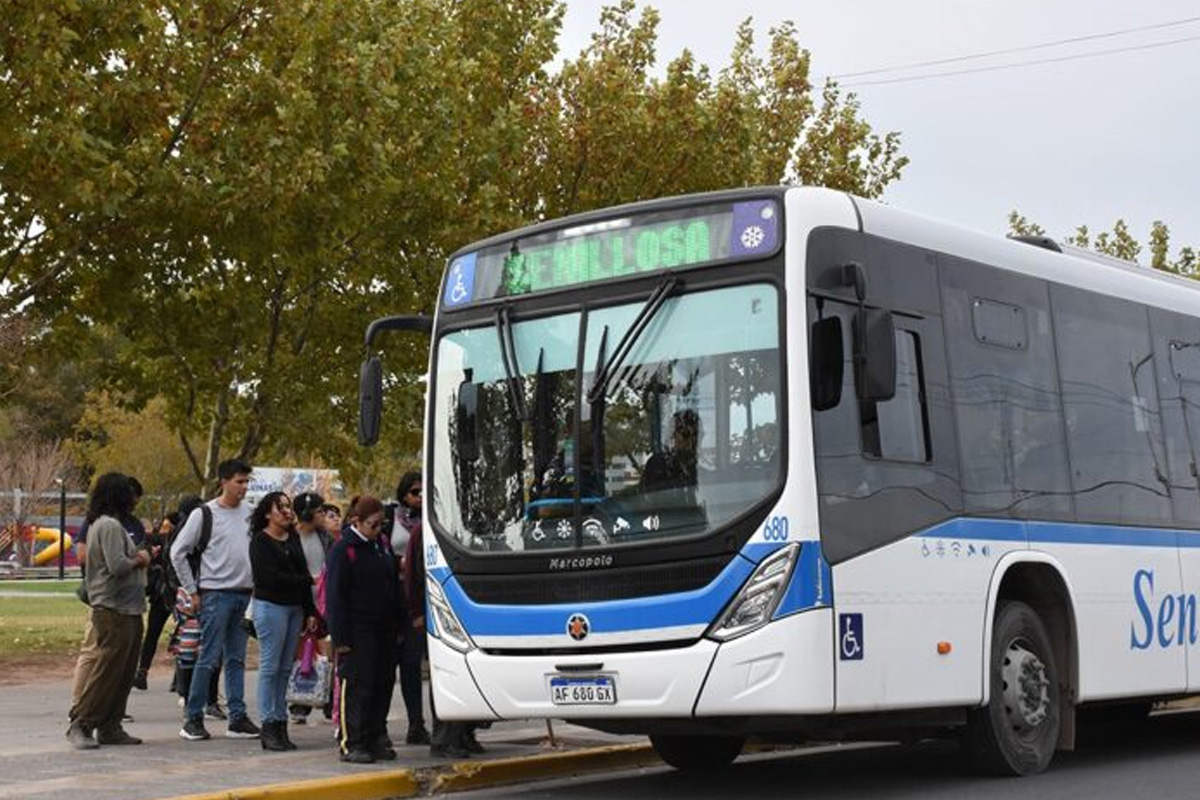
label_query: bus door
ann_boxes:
[810,288,975,712]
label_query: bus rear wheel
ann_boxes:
[966,600,1060,776]
[650,734,745,771]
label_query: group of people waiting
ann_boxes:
[65,460,481,763]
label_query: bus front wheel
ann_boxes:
[966,600,1060,776]
[650,734,745,771]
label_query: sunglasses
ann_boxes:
[408,488,423,497]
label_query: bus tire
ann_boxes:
[966,600,1060,776]
[650,734,745,771]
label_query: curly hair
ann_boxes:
[85,472,136,524]
[250,491,290,535]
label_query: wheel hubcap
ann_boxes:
[1001,639,1051,731]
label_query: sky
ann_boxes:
[557,0,1200,258]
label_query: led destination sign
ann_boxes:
[442,199,779,308]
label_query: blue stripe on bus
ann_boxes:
[442,553,756,638]
[774,543,832,618]
[916,517,1199,548]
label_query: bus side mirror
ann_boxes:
[854,308,897,402]
[359,355,383,446]
[456,381,480,462]
[810,317,844,411]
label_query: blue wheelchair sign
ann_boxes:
[839,613,864,661]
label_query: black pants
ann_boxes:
[175,662,220,703]
[397,619,425,728]
[339,626,396,754]
[137,599,172,674]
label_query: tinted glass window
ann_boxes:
[861,330,929,462]
[941,262,1072,519]
[1150,309,1200,526]
[1052,286,1171,525]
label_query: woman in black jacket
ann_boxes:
[249,492,316,751]
[327,495,400,764]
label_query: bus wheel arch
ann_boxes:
[973,560,1078,773]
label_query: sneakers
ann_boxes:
[225,716,261,739]
[66,723,99,750]
[204,702,227,721]
[405,723,431,745]
[340,748,375,764]
[96,727,143,745]
[430,743,471,759]
[180,718,211,741]
[462,730,485,754]
[132,669,148,691]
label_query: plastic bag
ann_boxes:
[286,643,332,707]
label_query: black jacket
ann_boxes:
[249,530,316,617]
[326,529,400,649]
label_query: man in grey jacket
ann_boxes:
[170,459,262,742]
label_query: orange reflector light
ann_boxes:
[937,641,952,655]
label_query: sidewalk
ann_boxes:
[0,671,652,800]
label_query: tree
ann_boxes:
[3,0,906,492]
[67,392,197,511]
[1007,212,1197,276]
[0,412,71,565]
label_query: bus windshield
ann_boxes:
[431,283,782,554]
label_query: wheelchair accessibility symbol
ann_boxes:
[443,253,476,307]
[839,613,864,661]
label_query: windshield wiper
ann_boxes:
[586,275,680,404]
[494,306,529,421]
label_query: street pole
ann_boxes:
[57,479,66,580]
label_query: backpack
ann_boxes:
[165,505,213,598]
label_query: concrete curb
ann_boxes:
[164,770,421,800]
[429,743,659,793]
[165,743,658,800]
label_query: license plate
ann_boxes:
[549,674,617,705]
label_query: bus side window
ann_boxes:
[861,329,930,462]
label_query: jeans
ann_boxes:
[186,590,251,723]
[253,599,303,724]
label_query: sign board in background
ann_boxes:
[246,467,343,505]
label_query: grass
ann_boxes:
[0,579,80,594]
[0,595,89,656]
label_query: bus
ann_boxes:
[359,186,1200,776]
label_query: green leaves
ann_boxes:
[3,0,907,493]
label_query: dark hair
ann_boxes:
[294,491,325,523]
[166,511,183,528]
[217,459,253,481]
[319,503,341,515]
[127,476,144,500]
[395,470,422,509]
[177,494,203,520]
[348,494,384,521]
[250,491,290,535]
[85,472,137,524]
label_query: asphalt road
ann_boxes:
[456,709,1200,800]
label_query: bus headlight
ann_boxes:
[706,543,799,642]
[427,578,475,653]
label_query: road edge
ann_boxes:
[163,743,658,800]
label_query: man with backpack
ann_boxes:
[170,459,261,742]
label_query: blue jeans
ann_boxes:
[253,599,303,724]
[186,590,251,723]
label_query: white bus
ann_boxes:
[360,187,1200,775]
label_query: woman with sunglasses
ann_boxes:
[326,495,401,764]
[388,471,430,746]
[249,492,317,751]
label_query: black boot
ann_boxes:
[260,721,288,752]
[280,720,297,751]
[132,669,148,691]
